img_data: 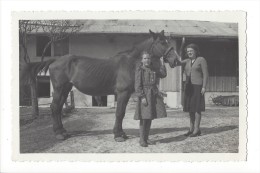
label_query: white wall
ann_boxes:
[69,34,148,107]
[165,92,183,108]
[26,34,239,108]
[26,34,149,108]
[164,91,239,108]
[69,34,148,59]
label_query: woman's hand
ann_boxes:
[174,50,182,61]
[201,87,206,95]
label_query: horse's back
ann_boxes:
[50,54,115,75]
[49,55,118,95]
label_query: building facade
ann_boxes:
[20,20,239,108]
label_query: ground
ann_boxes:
[20,104,238,153]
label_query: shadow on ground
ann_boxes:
[67,125,238,144]
[153,125,238,143]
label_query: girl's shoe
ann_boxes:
[184,131,193,136]
[140,141,148,147]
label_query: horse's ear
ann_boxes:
[149,29,157,40]
[160,30,165,36]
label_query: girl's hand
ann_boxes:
[160,57,165,65]
[141,97,148,106]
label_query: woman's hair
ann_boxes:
[185,43,200,57]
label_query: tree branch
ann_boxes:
[41,40,52,62]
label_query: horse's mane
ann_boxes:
[109,37,153,62]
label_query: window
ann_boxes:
[36,36,51,57]
[54,37,69,56]
[37,76,50,98]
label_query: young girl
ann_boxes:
[134,51,167,147]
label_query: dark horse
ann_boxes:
[36,30,175,142]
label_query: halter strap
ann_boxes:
[147,39,156,56]
[148,38,172,58]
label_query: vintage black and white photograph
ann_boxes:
[14,11,246,161]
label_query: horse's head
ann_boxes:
[146,30,176,68]
[148,29,170,58]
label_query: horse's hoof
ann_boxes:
[114,137,126,142]
[121,134,128,139]
[62,132,70,138]
[61,128,67,133]
[55,134,65,140]
[61,130,70,138]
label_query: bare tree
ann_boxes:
[19,20,82,118]
[19,20,40,63]
[35,20,82,62]
[19,20,41,118]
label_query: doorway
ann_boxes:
[92,96,107,107]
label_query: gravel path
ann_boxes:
[20,105,238,153]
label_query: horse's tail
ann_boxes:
[20,59,56,85]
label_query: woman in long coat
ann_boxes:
[134,51,167,147]
[176,43,208,137]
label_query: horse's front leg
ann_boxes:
[113,91,131,142]
[50,92,65,140]
[51,84,72,140]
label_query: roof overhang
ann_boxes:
[27,20,238,38]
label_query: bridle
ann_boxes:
[148,37,173,62]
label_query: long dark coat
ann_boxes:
[134,64,167,120]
